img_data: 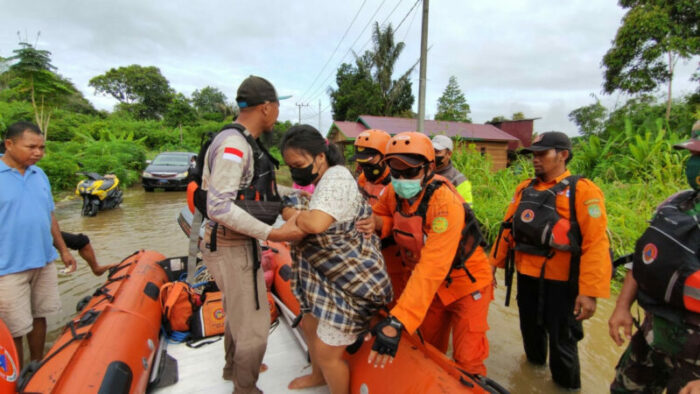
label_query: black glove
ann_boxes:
[371,316,403,357]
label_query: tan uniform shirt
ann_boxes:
[202,127,272,240]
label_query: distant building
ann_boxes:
[488,118,539,151]
[328,115,520,170]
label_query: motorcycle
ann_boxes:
[75,172,123,216]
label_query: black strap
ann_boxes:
[210,223,218,252]
[504,249,515,307]
[566,176,582,296]
[251,239,261,310]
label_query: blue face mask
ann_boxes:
[391,177,423,199]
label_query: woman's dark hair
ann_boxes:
[1,122,42,153]
[280,124,344,166]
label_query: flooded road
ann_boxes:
[50,188,626,393]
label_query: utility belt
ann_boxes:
[203,226,264,312]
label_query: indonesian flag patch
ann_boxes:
[222,147,243,163]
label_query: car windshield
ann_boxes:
[152,154,190,166]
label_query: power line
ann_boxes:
[304,0,420,105]
[297,0,368,103]
[302,0,389,104]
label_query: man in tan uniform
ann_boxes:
[202,75,299,394]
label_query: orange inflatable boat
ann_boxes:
[269,241,508,394]
[18,250,169,394]
[0,318,19,394]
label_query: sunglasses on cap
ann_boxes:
[389,165,424,179]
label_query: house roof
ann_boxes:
[356,115,519,142]
[331,121,367,139]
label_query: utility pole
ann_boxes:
[318,100,322,131]
[295,102,310,124]
[417,0,429,133]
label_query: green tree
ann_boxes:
[192,86,229,119]
[602,0,700,121]
[164,93,197,128]
[330,60,383,121]
[569,98,608,136]
[330,22,415,120]
[512,112,525,120]
[435,76,471,122]
[490,115,507,123]
[5,42,76,136]
[89,65,173,119]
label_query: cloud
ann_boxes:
[1,0,696,135]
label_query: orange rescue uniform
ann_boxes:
[373,175,493,375]
[490,170,611,298]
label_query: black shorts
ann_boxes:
[61,232,90,250]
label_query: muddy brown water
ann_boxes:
[48,188,626,393]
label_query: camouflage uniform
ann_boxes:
[611,313,700,393]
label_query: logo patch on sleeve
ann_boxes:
[222,147,243,163]
[431,217,449,233]
[587,204,602,218]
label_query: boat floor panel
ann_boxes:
[153,319,329,394]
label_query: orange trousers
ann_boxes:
[419,283,493,376]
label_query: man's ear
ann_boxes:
[559,149,570,162]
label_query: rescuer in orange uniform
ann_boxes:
[490,131,611,390]
[354,129,392,206]
[365,131,493,376]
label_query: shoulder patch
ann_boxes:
[222,147,243,163]
[431,217,449,233]
[587,204,602,218]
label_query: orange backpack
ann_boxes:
[190,291,226,339]
[159,281,195,333]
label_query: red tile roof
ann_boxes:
[357,115,519,142]
[330,120,368,138]
[331,116,520,143]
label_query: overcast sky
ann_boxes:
[1,0,697,136]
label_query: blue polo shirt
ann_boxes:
[0,158,57,275]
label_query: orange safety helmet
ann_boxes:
[354,129,392,156]
[385,131,435,166]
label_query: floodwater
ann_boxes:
[49,188,626,393]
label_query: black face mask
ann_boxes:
[435,155,447,167]
[360,162,386,182]
[290,161,318,186]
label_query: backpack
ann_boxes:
[190,290,225,340]
[633,190,700,325]
[159,281,196,333]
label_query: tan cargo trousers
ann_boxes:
[203,227,268,394]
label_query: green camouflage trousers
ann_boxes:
[611,313,700,394]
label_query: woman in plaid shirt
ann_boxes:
[278,124,392,394]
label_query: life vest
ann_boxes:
[391,179,485,284]
[511,177,580,257]
[359,170,391,206]
[493,175,583,306]
[633,190,700,326]
[191,123,281,222]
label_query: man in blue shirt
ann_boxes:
[0,122,76,369]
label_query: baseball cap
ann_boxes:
[520,131,572,153]
[236,75,291,108]
[432,135,454,151]
[385,153,426,168]
[673,120,700,154]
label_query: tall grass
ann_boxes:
[451,118,689,274]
